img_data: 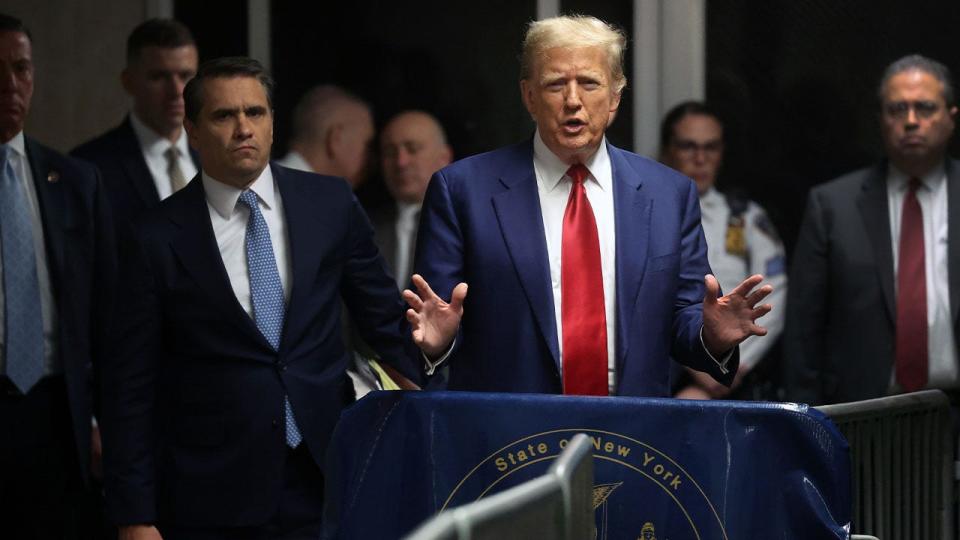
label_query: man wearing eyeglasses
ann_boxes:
[660,101,786,400]
[785,54,960,405]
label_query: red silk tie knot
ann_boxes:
[561,163,608,396]
[895,177,928,392]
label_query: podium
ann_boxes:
[323,392,851,539]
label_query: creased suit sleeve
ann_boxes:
[411,169,466,369]
[101,224,161,525]
[784,190,830,404]
[340,190,422,385]
[670,179,739,386]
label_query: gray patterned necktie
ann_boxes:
[0,144,44,393]
[165,146,187,193]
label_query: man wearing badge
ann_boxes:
[659,101,787,399]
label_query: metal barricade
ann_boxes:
[404,433,594,540]
[817,390,954,540]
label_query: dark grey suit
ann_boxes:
[784,160,960,404]
[369,203,418,287]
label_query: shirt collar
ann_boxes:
[887,162,946,192]
[3,131,26,159]
[202,165,277,220]
[280,151,313,173]
[396,200,421,218]
[129,111,190,159]
[699,186,722,205]
[532,129,611,193]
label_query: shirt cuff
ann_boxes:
[423,338,456,376]
[699,327,733,374]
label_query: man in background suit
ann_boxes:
[785,54,960,405]
[277,85,374,190]
[0,13,116,538]
[71,18,199,231]
[407,15,771,397]
[102,57,456,540]
[373,110,452,289]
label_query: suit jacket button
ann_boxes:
[272,419,279,429]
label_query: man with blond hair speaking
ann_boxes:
[407,16,773,397]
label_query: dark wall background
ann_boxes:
[708,0,960,257]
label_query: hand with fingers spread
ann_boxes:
[702,273,773,357]
[403,274,468,359]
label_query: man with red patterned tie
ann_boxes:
[405,15,771,397]
[786,54,960,405]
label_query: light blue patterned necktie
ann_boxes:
[238,189,302,448]
[0,144,44,394]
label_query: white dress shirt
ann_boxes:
[886,165,959,390]
[277,151,312,173]
[532,130,618,392]
[0,132,59,376]
[129,112,197,200]
[394,201,420,289]
[699,187,787,370]
[202,167,292,315]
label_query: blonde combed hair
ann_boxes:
[520,15,627,94]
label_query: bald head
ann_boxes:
[288,85,374,187]
[380,111,452,204]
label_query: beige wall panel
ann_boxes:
[6,1,145,152]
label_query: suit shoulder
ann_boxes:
[70,122,129,161]
[810,164,878,199]
[608,145,697,197]
[271,163,354,200]
[28,138,100,184]
[436,141,531,183]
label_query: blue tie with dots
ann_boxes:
[0,144,44,394]
[238,190,302,448]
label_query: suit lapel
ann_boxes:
[947,160,960,325]
[609,145,651,366]
[491,148,560,366]
[274,165,327,352]
[167,177,270,349]
[857,165,895,324]
[118,118,161,206]
[25,138,72,284]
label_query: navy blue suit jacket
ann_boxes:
[414,140,736,397]
[71,117,200,231]
[24,137,116,484]
[101,164,418,527]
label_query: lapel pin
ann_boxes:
[47,171,60,183]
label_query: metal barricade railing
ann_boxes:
[403,433,594,540]
[816,390,954,540]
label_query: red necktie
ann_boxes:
[895,178,928,392]
[561,164,608,396]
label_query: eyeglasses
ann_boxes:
[883,100,943,119]
[670,139,723,156]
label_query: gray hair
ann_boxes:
[878,54,955,106]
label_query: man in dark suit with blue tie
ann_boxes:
[71,19,199,231]
[101,57,459,540]
[0,13,116,538]
[407,15,772,397]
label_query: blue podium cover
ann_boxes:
[323,391,851,539]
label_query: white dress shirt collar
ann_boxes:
[887,163,946,193]
[129,111,191,160]
[532,129,612,193]
[4,131,26,157]
[277,151,313,173]
[202,165,277,220]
